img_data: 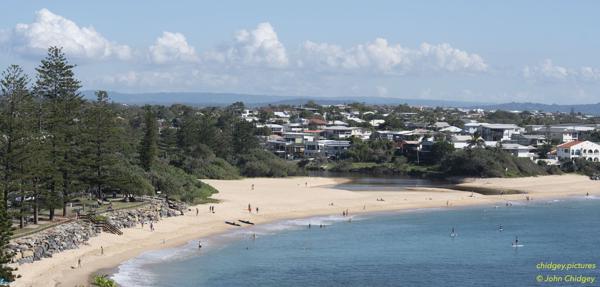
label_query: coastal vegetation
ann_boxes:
[0,46,292,281]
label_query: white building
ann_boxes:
[501,143,536,160]
[556,140,600,162]
[479,123,523,141]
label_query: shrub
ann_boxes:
[237,149,302,177]
[92,275,117,287]
[151,161,218,203]
[440,148,547,178]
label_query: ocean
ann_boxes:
[112,198,600,287]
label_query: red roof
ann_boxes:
[557,140,583,149]
[309,118,327,125]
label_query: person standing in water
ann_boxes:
[198,240,202,249]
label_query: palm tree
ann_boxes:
[466,132,485,150]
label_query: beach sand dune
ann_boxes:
[13,175,599,287]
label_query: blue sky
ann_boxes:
[1,1,600,104]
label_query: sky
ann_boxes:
[1,1,600,104]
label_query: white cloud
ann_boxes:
[523,59,600,82]
[206,22,288,68]
[299,38,486,74]
[7,8,131,60]
[149,32,198,64]
[418,43,487,72]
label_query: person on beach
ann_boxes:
[256,207,259,213]
[248,203,252,213]
[77,258,81,268]
[196,208,199,216]
[305,182,308,187]
[150,222,154,231]
[141,221,144,229]
[101,246,104,255]
[251,184,255,190]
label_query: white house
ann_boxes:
[501,143,536,160]
[479,123,523,141]
[556,140,600,162]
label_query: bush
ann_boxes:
[93,275,117,287]
[108,161,154,196]
[440,148,547,178]
[237,149,302,177]
[178,144,240,179]
[561,158,600,176]
[151,161,218,203]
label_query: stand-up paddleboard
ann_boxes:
[511,236,523,247]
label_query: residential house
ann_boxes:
[510,134,547,147]
[478,123,523,141]
[501,143,536,160]
[556,140,600,162]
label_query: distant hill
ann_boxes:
[81,91,486,108]
[467,102,600,115]
[81,91,600,115]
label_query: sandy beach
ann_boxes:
[12,174,600,287]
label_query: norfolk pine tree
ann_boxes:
[33,47,84,219]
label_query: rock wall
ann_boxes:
[9,199,186,265]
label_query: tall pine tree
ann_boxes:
[139,106,158,172]
[33,47,83,219]
[0,65,36,228]
[81,91,120,199]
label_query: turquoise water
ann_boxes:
[113,198,600,287]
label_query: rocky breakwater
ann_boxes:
[9,199,187,265]
[105,199,187,229]
[9,221,97,264]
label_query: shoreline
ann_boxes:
[13,174,600,287]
